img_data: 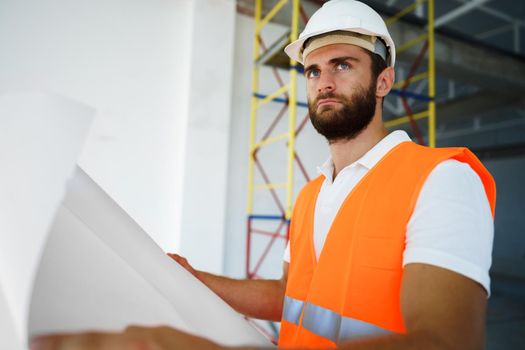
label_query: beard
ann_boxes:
[308,81,377,143]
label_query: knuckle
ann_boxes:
[124,325,143,334]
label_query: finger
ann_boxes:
[126,326,218,350]
[167,253,184,262]
[31,333,119,350]
[124,325,156,336]
[31,335,61,350]
[170,255,189,266]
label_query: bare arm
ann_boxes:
[32,263,486,350]
[168,254,288,322]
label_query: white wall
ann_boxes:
[178,0,237,273]
[0,0,236,273]
[0,0,334,279]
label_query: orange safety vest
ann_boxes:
[279,141,496,348]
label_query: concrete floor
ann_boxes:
[486,275,525,349]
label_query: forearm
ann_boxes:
[196,271,284,321]
[234,331,451,350]
[336,331,450,350]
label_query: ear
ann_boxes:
[376,66,395,98]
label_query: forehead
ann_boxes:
[303,43,370,66]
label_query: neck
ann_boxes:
[329,114,388,179]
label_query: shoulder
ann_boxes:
[424,159,489,202]
[428,158,481,183]
[404,158,494,295]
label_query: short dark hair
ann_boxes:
[363,50,388,105]
[366,50,388,82]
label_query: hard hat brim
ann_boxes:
[285,27,395,67]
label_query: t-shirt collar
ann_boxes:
[317,130,412,182]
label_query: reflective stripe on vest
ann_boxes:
[282,296,304,325]
[283,296,392,342]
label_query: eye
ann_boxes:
[306,68,320,79]
[336,62,350,71]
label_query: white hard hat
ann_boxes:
[284,0,396,67]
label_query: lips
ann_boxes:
[317,98,339,107]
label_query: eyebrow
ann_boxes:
[304,56,361,74]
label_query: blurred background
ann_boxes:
[0,0,523,348]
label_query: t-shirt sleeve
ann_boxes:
[403,159,494,296]
[283,241,291,263]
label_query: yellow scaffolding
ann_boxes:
[247,0,301,222]
[245,1,303,339]
[385,0,436,147]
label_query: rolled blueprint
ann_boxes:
[0,92,272,348]
[0,92,94,348]
[29,166,272,347]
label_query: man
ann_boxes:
[33,0,495,349]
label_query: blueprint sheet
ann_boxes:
[0,92,272,348]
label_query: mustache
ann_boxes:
[313,92,348,105]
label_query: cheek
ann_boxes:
[343,75,370,94]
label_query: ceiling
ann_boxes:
[237,0,525,58]
[364,0,525,59]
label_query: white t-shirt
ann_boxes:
[283,130,494,295]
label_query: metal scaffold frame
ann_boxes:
[384,0,436,147]
[245,0,305,285]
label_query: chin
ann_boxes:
[317,105,340,115]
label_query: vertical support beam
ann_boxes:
[179,0,237,273]
[247,0,262,215]
[448,80,455,99]
[286,0,300,220]
[514,23,521,53]
[246,218,252,277]
[415,0,424,18]
[428,0,436,147]
[396,67,405,115]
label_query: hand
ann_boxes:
[167,253,199,278]
[30,325,223,350]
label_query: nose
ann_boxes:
[317,71,335,94]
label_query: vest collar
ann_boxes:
[317,130,411,182]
